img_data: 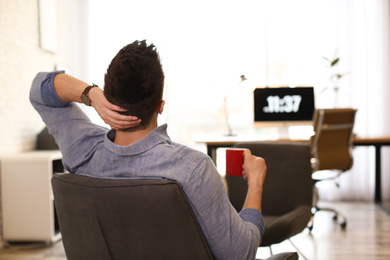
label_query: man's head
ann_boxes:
[104,40,165,131]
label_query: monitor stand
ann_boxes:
[277,125,290,139]
[253,125,290,139]
[254,123,313,140]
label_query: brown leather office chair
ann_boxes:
[52,173,298,260]
[226,142,313,255]
[309,108,357,230]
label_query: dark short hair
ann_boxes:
[104,40,165,131]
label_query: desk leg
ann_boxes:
[374,145,382,203]
[207,144,234,166]
[207,145,220,166]
[207,146,214,162]
[373,145,390,214]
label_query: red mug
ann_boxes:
[226,148,245,176]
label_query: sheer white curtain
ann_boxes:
[82,0,389,201]
[317,0,390,201]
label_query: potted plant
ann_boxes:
[320,56,347,107]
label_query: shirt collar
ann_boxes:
[104,124,171,156]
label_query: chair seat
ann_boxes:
[261,206,312,246]
[227,142,313,249]
[312,169,342,181]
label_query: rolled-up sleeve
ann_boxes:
[30,71,67,107]
[239,208,265,236]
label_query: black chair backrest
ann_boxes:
[52,173,215,260]
[227,142,313,216]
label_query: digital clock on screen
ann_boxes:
[263,95,302,113]
[254,87,315,122]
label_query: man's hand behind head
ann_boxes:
[89,87,141,130]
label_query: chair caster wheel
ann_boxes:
[307,224,313,232]
[341,222,347,229]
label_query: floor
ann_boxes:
[0,201,389,260]
[256,201,390,260]
[0,241,66,260]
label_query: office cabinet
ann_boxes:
[1,150,63,243]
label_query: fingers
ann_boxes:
[242,149,267,186]
[108,118,141,130]
[243,149,252,158]
[105,102,127,113]
[242,149,251,180]
[92,92,141,130]
[95,107,141,130]
[104,108,141,129]
[103,112,141,130]
[106,108,138,121]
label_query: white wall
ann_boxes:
[0,0,86,156]
[0,0,86,247]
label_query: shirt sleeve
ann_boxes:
[239,209,265,236]
[30,71,67,107]
[29,71,107,173]
[183,155,264,260]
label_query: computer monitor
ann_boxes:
[253,87,315,137]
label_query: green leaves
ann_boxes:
[322,56,340,67]
[331,58,340,67]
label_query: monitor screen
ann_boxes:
[254,87,315,122]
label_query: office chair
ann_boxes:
[52,173,298,260]
[226,142,313,255]
[52,173,214,260]
[309,108,357,230]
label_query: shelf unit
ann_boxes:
[1,150,63,243]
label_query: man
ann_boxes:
[30,40,267,259]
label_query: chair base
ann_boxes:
[308,206,347,231]
[309,184,347,231]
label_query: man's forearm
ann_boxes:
[53,73,89,103]
[242,185,263,213]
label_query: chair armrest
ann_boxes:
[262,252,298,260]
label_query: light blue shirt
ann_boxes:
[30,71,265,260]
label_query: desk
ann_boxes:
[198,135,390,204]
[353,137,390,203]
